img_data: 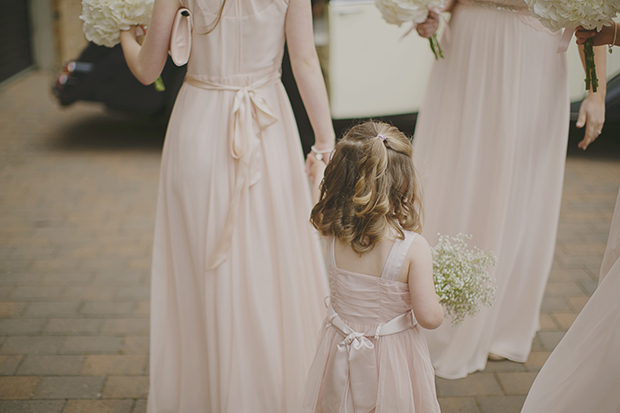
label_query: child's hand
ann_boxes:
[416,11,439,39]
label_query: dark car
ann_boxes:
[54,42,187,119]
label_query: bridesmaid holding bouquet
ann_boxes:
[412,0,606,379]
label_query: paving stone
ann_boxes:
[115,287,150,300]
[10,286,64,301]
[0,336,63,355]
[0,355,23,375]
[34,376,105,399]
[81,302,134,317]
[579,279,599,295]
[80,355,147,375]
[538,313,558,331]
[481,359,526,373]
[496,372,538,395]
[102,376,149,399]
[132,301,149,317]
[539,297,572,313]
[63,287,117,302]
[438,397,480,413]
[61,336,123,355]
[0,376,40,399]
[536,331,566,351]
[551,312,578,330]
[101,319,149,336]
[0,302,26,318]
[132,400,146,413]
[16,355,84,376]
[543,281,586,296]
[44,319,104,335]
[566,295,590,312]
[0,318,45,335]
[62,400,134,413]
[524,351,551,372]
[0,401,65,413]
[436,373,503,397]
[23,302,81,318]
[478,395,526,413]
[121,337,149,355]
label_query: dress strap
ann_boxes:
[326,235,337,268]
[380,230,417,281]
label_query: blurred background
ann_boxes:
[3,0,620,152]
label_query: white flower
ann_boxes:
[432,234,496,326]
[524,0,620,32]
[376,0,446,27]
[81,0,155,48]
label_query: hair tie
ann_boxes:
[377,134,386,142]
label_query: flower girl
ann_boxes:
[300,121,443,413]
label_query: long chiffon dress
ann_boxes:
[299,232,441,413]
[147,0,329,411]
[520,188,620,413]
[412,0,569,379]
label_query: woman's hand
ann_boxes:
[416,11,439,39]
[576,94,605,150]
[575,24,615,46]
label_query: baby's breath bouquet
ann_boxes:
[80,0,164,91]
[432,234,496,326]
[375,0,446,59]
[524,0,620,92]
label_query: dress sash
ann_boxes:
[321,305,418,413]
[185,71,280,271]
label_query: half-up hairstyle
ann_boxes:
[311,121,423,254]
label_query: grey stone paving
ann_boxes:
[1,71,620,412]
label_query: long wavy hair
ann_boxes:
[310,121,423,254]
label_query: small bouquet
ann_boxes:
[432,234,496,326]
[524,0,620,92]
[80,0,165,91]
[375,0,446,59]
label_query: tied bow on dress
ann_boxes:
[171,6,280,271]
[321,305,417,413]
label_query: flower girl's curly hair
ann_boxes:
[310,121,423,254]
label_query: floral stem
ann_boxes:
[584,38,598,93]
[428,34,443,60]
[154,77,165,92]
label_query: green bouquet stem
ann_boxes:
[584,38,598,93]
[154,76,166,92]
[429,33,443,60]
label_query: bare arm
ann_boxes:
[285,0,335,156]
[576,43,606,150]
[407,235,444,330]
[120,0,181,85]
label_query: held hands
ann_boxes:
[416,11,440,39]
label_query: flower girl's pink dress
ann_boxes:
[299,231,441,413]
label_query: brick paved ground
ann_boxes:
[1,71,619,413]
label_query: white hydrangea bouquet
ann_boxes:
[375,0,446,59]
[432,234,496,326]
[80,0,165,91]
[524,0,620,92]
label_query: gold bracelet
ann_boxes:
[610,20,617,54]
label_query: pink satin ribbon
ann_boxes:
[320,305,417,413]
[557,27,576,53]
[185,72,280,271]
